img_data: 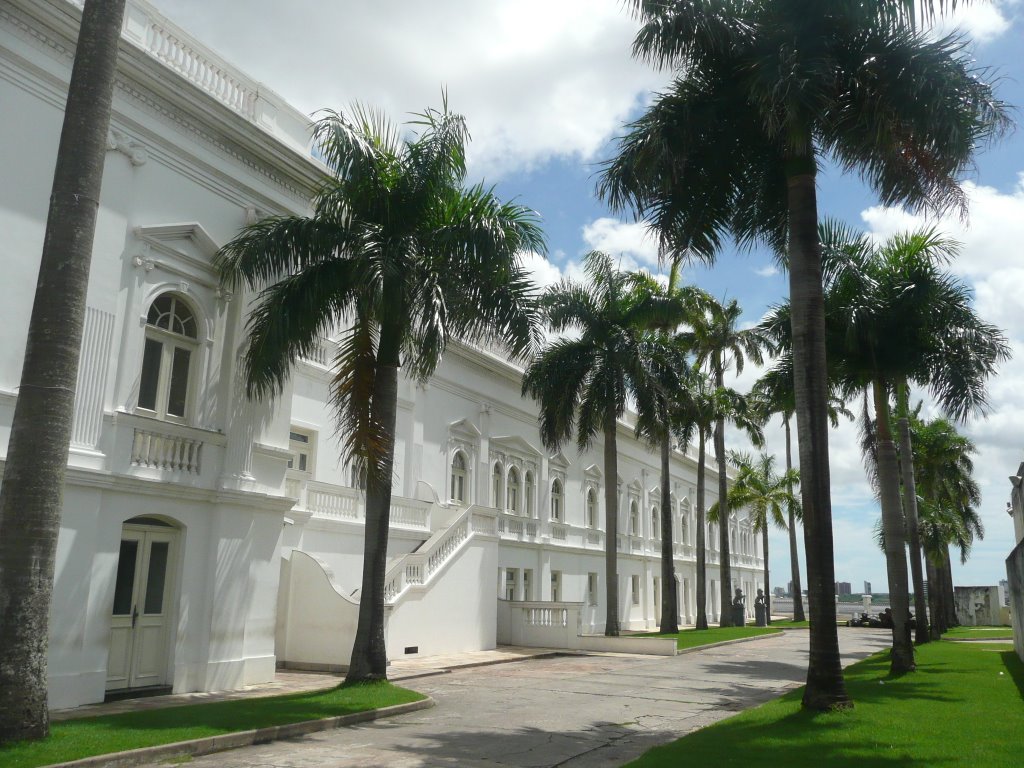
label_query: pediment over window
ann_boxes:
[134,223,222,285]
[548,450,571,469]
[584,464,602,480]
[491,434,541,458]
[449,418,482,439]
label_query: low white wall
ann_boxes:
[275,550,359,670]
[497,600,677,656]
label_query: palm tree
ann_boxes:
[0,0,127,744]
[712,452,799,625]
[823,224,1007,671]
[216,103,544,682]
[680,297,767,625]
[670,366,764,628]
[752,355,854,623]
[523,252,686,635]
[633,263,711,633]
[911,415,983,639]
[600,0,1008,710]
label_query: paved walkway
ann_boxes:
[135,629,889,767]
[51,646,561,721]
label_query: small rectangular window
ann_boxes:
[587,572,598,605]
[288,427,316,477]
[631,574,640,605]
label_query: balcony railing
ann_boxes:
[287,479,431,532]
[130,427,203,474]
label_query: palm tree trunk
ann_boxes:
[603,419,620,636]
[895,381,929,644]
[715,404,733,626]
[786,154,849,710]
[942,551,958,627]
[872,379,915,674]
[346,326,400,682]
[784,415,806,622]
[924,553,944,639]
[659,432,679,633]
[0,0,127,744]
[762,525,771,625]
[695,428,708,630]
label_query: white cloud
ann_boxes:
[754,264,779,278]
[580,217,661,266]
[149,0,669,178]
[928,0,1013,43]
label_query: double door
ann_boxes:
[106,525,175,691]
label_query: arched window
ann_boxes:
[507,467,520,513]
[138,293,198,421]
[492,463,503,509]
[586,488,597,528]
[680,499,691,544]
[550,479,563,521]
[629,500,639,536]
[651,505,660,540]
[450,451,467,504]
[731,527,738,552]
[524,471,535,517]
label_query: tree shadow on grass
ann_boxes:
[1000,650,1024,703]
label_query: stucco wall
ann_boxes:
[1006,541,1024,661]
[954,586,1004,627]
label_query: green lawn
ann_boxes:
[943,625,1014,640]
[627,641,1023,767]
[0,681,424,768]
[641,625,782,649]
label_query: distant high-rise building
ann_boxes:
[787,580,793,597]
[773,587,785,599]
[836,581,852,595]
[864,581,872,595]
[999,579,1010,606]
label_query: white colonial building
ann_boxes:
[0,0,765,711]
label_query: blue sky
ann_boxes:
[153,0,1024,592]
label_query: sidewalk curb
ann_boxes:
[45,697,436,768]
[393,650,562,681]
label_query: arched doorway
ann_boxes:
[106,516,180,694]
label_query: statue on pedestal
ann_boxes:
[754,588,768,627]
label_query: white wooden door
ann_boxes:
[106,526,175,691]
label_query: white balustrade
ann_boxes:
[300,337,333,368]
[496,512,539,541]
[130,428,202,474]
[526,605,568,627]
[586,530,603,547]
[389,498,431,530]
[306,484,360,520]
[550,524,568,541]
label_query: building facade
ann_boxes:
[0,0,764,711]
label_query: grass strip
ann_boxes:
[943,625,1014,640]
[0,681,424,768]
[626,640,1024,768]
[639,626,781,649]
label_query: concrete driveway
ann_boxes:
[142,629,890,767]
